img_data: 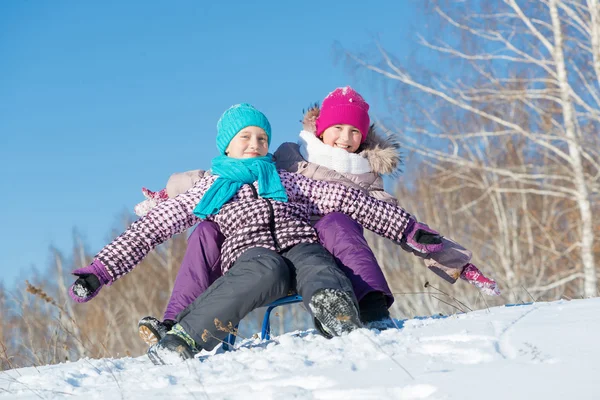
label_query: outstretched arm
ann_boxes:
[284,172,500,296]
[284,172,441,253]
[134,170,209,217]
[70,177,213,302]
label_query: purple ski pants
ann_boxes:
[163,212,393,321]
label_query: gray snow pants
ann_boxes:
[176,242,356,351]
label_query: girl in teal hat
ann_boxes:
[70,103,465,365]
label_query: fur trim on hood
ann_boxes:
[302,104,402,175]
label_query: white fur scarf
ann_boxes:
[297,130,371,174]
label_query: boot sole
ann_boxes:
[310,289,363,337]
[147,337,196,365]
[139,325,159,346]
[147,345,166,365]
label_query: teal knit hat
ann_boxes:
[216,103,272,155]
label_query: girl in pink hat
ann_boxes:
[133,87,500,345]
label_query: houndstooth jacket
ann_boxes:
[94,171,413,281]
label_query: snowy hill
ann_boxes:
[2,298,600,399]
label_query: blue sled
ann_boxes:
[222,294,303,351]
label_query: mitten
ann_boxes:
[460,263,501,296]
[134,188,169,217]
[69,260,113,303]
[402,219,444,253]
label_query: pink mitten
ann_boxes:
[460,263,501,296]
[134,188,169,217]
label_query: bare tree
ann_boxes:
[349,0,599,297]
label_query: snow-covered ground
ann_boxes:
[2,298,599,399]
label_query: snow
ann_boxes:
[2,298,600,399]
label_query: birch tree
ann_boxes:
[351,0,599,297]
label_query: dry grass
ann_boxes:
[1,162,597,371]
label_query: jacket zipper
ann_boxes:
[248,184,281,251]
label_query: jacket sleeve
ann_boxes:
[368,188,398,206]
[401,235,472,283]
[367,175,398,205]
[166,169,208,198]
[284,172,413,243]
[94,177,212,282]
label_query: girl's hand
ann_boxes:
[460,263,501,296]
[68,260,112,303]
[70,274,102,302]
[402,219,444,253]
[134,188,169,217]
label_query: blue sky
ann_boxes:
[0,0,426,286]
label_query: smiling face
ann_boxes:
[224,126,269,159]
[320,124,363,153]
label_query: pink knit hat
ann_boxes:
[315,86,370,143]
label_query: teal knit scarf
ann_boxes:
[193,155,288,219]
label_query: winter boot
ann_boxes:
[147,324,199,365]
[138,316,176,346]
[359,291,396,330]
[309,289,362,338]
